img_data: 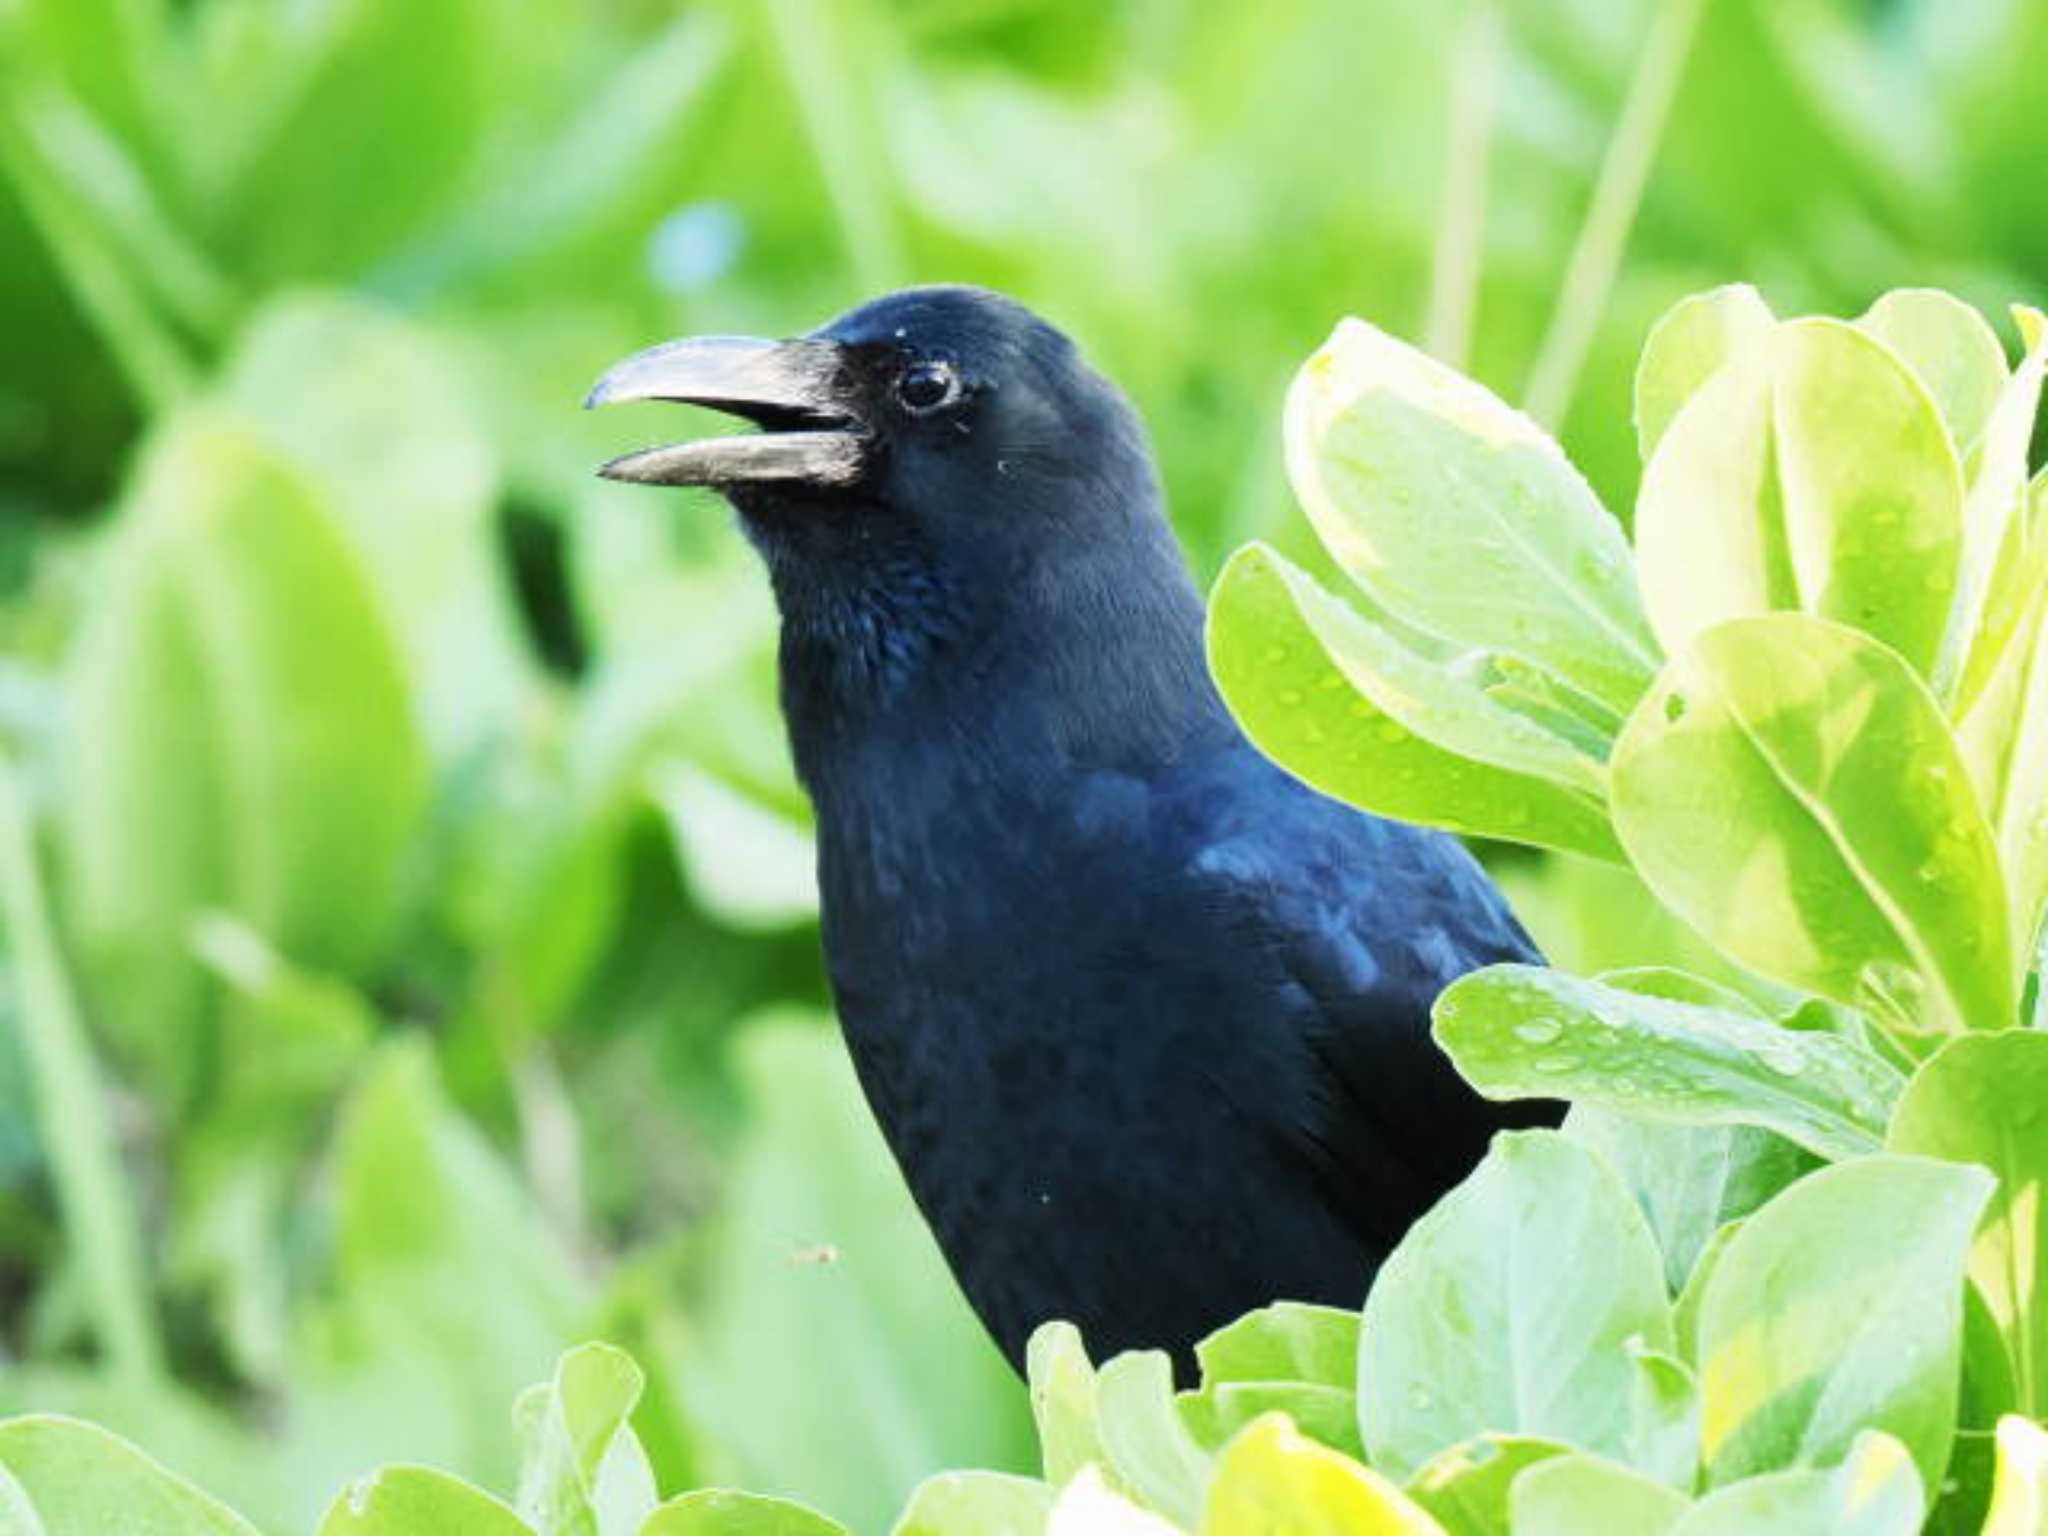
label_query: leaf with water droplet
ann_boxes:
[1436,965,1904,1161]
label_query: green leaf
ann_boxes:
[1627,1345,1701,1491]
[639,1491,847,1536]
[1888,1032,2048,1419]
[1199,1415,1448,1535]
[1508,1454,1692,1536]
[1694,1155,1991,1489]
[512,1343,659,1536]
[0,1415,262,1536]
[1668,1430,1922,1535]
[317,1468,533,1536]
[216,295,529,759]
[1674,1220,1744,1368]
[1634,322,1963,679]
[1402,1435,1566,1536]
[1435,965,1900,1161]
[1027,1323,1106,1488]
[58,411,427,1104]
[1938,308,2048,703]
[1357,1130,1671,1479]
[1096,1351,1211,1529]
[1285,318,1658,716]
[1855,290,2008,465]
[890,1473,1054,1536]
[1208,544,1619,861]
[1193,1304,1357,1390]
[1983,1415,2048,1535]
[1565,1105,1815,1291]
[1611,613,2015,1036]
[1178,1382,1364,1463]
[1633,283,1776,461]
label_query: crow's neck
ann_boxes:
[768,520,1228,817]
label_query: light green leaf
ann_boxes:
[639,1491,847,1536]
[1565,1104,1815,1291]
[1983,1415,2048,1535]
[1402,1434,1566,1536]
[1695,1155,1991,1489]
[1508,1454,1692,1536]
[649,761,817,930]
[1096,1352,1211,1529]
[1627,1345,1701,1491]
[1938,307,2048,702]
[1049,1468,1177,1536]
[1669,1430,1922,1535]
[891,1473,1054,1536]
[317,1468,533,1536]
[1194,1304,1357,1390]
[59,411,426,1104]
[1634,283,1776,461]
[1358,1130,1671,1479]
[1612,614,2014,1036]
[1856,290,2008,465]
[1635,322,1963,679]
[0,1416,262,1536]
[512,1343,659,1536]
[1285,318,1658,716]
[1178,1383,1363,1463]
[1208,544,1619,861]
[1888,1033,2048,1419]
[0,1465,48,1536]
[1200,1416,1447,1535]
[1027,1323,1106,1488]
[1674,1221,1744,1369]
[1435,965,1900,1161]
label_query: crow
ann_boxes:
[588,286,1552,1377]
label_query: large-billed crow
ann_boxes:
[589,286,1551,1376]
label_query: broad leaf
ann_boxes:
[1889,1033,2048,1419]
[1209,544,1618,860]
[1193,1304,1357,1389]
[1509,1454,1692,1536]
[1694,1155,1990,1489]
[1634,283,1776,461]
[1627,1345,1701,1491]
[1096,1352,1211,1529]
[1855,290,2008,465]
[1200,1415,1446,1535]
[1611,613,2014,1036]
[1669,1431,1922,1535]
[1285,317,1658,716]
[1026,1324,1106,1489]
[1435,965,1900,1160]
[59,412,426,1104]
[1047,1468,1177,1536]
[317,1468,532,1536]
[891,1473,1054,1536]
[640,1491,847,1536]
[512,1343,659,1536]
[0,1416,262,1536]
[1402,1434,1566,1536]
[1357,1130,1671,1479]
[1635,321,1963,678]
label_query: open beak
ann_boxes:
[585,336,867,488]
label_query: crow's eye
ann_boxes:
[895,360,959,414]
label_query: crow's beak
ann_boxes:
[585,336,867,488]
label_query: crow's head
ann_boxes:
[586,286,1166,583]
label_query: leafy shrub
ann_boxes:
[9,285,2047,1532]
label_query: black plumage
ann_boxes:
[589,286,1553,1375]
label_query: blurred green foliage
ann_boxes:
[2,0,2048,1531]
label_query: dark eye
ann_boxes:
[895,360,958,413]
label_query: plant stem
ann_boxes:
[0,761,164,1385]
[1424,1,1504,370]
[763,0,909,293]
[1522,0,1708,429]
